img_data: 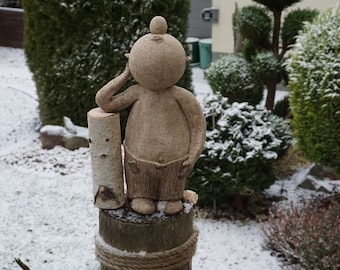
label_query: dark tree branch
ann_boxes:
[14,258,31,270]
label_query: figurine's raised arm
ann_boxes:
[95,63,138,113]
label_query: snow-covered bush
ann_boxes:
[24,0,191,127]
[251,51,282,83]
[205,54,264,106]
[287,6,340,174]
[187,94,293,206]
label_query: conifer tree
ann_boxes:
[24,0,191,127]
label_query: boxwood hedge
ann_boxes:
[287,6,340,173]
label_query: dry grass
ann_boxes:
[262,195,340,269]
[273,147,310,179]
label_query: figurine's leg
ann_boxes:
[163,200,183,215]
[124,147,159,214]
[159,157,187,215]
[131,198,156,215]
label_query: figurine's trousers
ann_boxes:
[124,146,187,201]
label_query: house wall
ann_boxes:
[188,0,212,38]
[211,0,340,58]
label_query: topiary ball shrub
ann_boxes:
[251,51,282,83]
[281,8,319,50]
[287,6,340,174]
[235,5,271,43]
[235,5,272,60]
[205,54,264,106]
[187,94,293,207]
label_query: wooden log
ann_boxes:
[96,206,197,270]
[88,108,125,209]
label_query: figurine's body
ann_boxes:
[96,16,206,215]
[125,85,191,162]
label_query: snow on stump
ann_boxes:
[95,206,198,270]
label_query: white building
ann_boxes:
[189,0,340,60]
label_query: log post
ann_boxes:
[87,108,125,209]
[95,205,197,270]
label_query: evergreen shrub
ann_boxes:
[287,6,340,173]
[187,94,293,206]
[24,0,191,127]
[235,5,271,43]
[235,5,272,60]
[273,95,290,118]
[251,51,282,84]
[281,8,319,49]
[205,54,263,105]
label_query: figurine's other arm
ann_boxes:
[96,64,138,113]
[175,87,206,177]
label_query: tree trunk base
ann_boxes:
[95,205,197,270]
[100,262,191,270]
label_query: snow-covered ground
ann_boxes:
[0,46,332,270]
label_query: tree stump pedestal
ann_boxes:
[95,205,198,270]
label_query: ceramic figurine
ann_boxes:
[95,16,206,215]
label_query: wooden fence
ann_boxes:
[0,7,23,48]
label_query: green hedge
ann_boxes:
[24,0,191,127]
[287,6,340,173]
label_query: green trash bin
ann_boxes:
[185,37,200,65]
[199,38,212,69]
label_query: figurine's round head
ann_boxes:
[128,16,187,91]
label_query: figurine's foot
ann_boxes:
[164,200,183,215]
[131,198,156,215]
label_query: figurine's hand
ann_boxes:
[179,156,195,179]
[122,62,132,79]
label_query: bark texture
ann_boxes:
[97,208,196,270]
